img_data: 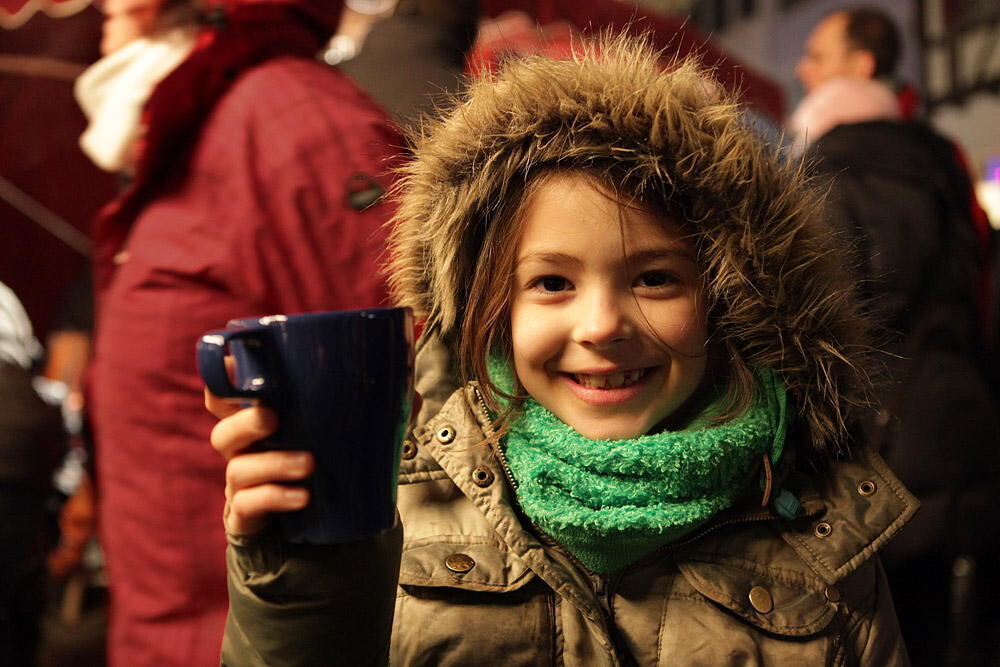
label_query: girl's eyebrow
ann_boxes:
[516,247,696,269]
[626,248,697,264]
[515,251,584,269]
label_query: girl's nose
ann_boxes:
[571,293,635,349]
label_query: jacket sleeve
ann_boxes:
[222,521,403,667]
[849,559,911,666]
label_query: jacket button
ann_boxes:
[857,480,877,496]
[435,426,456,444]
[400,440,417,460]
[444,553,475,573]
[471,467,495,487]
[824,586,841,602]
[814,521,833,538]
[749,586,773,614]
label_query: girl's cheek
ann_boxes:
[651,302,708,351]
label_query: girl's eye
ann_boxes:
[534,275,570,292]
[634,271,676,288]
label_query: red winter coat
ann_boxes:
[89,22,403,666]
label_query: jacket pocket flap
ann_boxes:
[678,559,836,636]
[399,541,536,593]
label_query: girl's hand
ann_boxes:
[205,389,314,537]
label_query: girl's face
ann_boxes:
[509,173,708,440]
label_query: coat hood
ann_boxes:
[387,36,872,452]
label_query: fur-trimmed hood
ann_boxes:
[387,36,871,452]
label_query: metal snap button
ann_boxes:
[435,426,456,444]
[814,521,833,538]
[400,440,417,460]
[749,586,773,614]
[824,586,841,602]
[857,480,877,496]
[444,553,475,573]
[471,467,495,487]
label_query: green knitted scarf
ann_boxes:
[490,361,787,573]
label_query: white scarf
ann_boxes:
[0,282,42,370]
[75,29,197,172]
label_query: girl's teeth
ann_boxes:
[574,369,644,389]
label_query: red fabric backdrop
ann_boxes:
[0,6,116,340]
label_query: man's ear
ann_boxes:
[847,49,877,80]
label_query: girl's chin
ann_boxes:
[566,418,652,441]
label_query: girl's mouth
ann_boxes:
[570,368,648,390]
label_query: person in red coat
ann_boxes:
[79,0,404,663]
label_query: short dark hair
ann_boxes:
[843,7,901,77]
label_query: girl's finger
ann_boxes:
[210,405,278,459]
[225,484,310,536]
[204,356,259,418]
[204,386,253,419]
[225,450,314,494]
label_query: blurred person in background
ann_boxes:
[794,8,1000,666]
[77,0,404,663]
[796,6,994,333]
[334,0,479,130]
[0,282,66,667]
[39,269,106,667]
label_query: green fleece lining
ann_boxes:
[491,360,787,573]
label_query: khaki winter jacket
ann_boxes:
[223,334,917,666]
[223,38,917,666]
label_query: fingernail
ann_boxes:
[254,409,275,431]
[288,453,310,473]
[284,488,308,505]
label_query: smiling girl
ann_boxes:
[208,37,916,665]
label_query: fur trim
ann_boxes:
[387,35,872,452]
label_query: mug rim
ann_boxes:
[226,306,411,330]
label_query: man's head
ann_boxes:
[796,8,900,93]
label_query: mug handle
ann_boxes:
[197,329,273,399]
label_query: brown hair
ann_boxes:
[843,7,901,78]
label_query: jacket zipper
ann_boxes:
[470,383,519,490]
[469,385,599,574]
[469,385,621,617]
[594,572,615,622]
[471,385,625,657]
[469,386,596,578]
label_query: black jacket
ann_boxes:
[812,120,1000,559]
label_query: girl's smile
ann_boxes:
[509,173,709,440]
[560,366,656,405]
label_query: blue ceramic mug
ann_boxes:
[196,307,414,544]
